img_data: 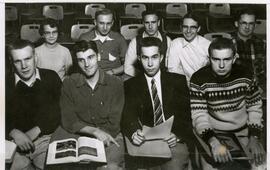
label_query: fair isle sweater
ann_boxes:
[190,65,263,142]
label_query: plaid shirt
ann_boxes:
[231,33,266,94]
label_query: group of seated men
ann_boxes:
[6,7,266,170]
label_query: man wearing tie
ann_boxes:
[121,37,195,170]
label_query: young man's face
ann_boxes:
[143,14,160,36]
[76,49,99,79]
[94,14,114,36]
[140,46,162,77]
[43,24,58,45]
[11,46,37,81]
[235,14,256,39]
[210,48,236,78]
[182,18,200,42]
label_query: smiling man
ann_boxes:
[122,37,195,170]
[35,18,73,81]
[60,40,125,170]
[190,38,265,170]
[6,39,61,170]
[167,12,210,85]
[79,8,127,77]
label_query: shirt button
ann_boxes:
[92,116,95,120]
[91,93,94,96]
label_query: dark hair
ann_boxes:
[208,37,236,57]
[74,40,98,54]
[39,18,60,35]
[140,37,162,53]
[95,8,114,20]
[182,12,200,26]
[236,8,256,21]
[142,10,160,21]
[8,39,35,59]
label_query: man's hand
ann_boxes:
[209,137,232,163]
[92,129,119,147]
[164,133,178,148]
[132,129,145,146]
[9,129,35,152]
[247,136,265,166]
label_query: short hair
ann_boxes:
[95,8,114,20]
[142,10,160,21]
[182,12,200,26]
[39,18,60,35]
[140,37,162,53]
[74,40,98,54]
[208,38,236,57]
[8,39,35,59]
[236,8,256,21]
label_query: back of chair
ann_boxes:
[85,4,106,18]
[120,24,144,40]
[204,32,232,41]
[6,6,18,21]
[21,24,41,42]
[166,3,187,17]
[125,4,146,18]
[254,19,266,35]
[71,24,95,41]
[43,5,64,20]
[209,4,230,15]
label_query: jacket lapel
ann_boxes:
[161,72,173,120]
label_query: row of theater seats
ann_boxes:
[6,3,266,44]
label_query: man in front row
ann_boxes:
[121,37,194,170]
[60,40,125,170]
[6,39,62,169]
[190,38,265,170]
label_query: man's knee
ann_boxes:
[11,152,34,170]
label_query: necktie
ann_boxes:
[151,78,164,126]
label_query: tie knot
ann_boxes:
[151,78,155,85]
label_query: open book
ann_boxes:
[125,116,174,158]
[5,140,17,163]
[47,137,106,165]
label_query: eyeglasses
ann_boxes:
[44,31,58,37]
[239,21,255,27]
[182,25,198,31]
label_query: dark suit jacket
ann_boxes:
[121,71,194,148]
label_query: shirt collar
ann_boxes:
[142,31,163,41]
[144,70,161,83]
[15,68,41,87]
[93,30,114,42]
[76,69,107,88]
[182,35,199,48]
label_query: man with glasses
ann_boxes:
[232,8,266,96]
[167,13,210,85]
[124,10,171,77]
[35,18,73,81]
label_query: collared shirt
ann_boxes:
[79,29,128,71]
[167,35,210,84]
[15,68,41,87]
[144,70,165,122]
[124,31,172,76]
[60,69,124,138]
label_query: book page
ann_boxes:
[46,138,78,165]
[78,137,106,163]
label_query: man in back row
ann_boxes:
[124,10,171,77]
[79,8,128,77]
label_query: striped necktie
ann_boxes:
[151,78,164,126]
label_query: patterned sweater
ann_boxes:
[190,65,263,142]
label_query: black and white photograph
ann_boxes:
[3,1,267,170]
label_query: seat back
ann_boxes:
[5,6,18,21]
[71,24,95,41]
[166,3,187,17]
[85,4,106,18]
[120,24,144,40]
[209,4,230,15]
[204,32,232,41]
[43,5,64,20]
[125,4,146,18]
[20,24,41,42]
[254,19,266,35]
